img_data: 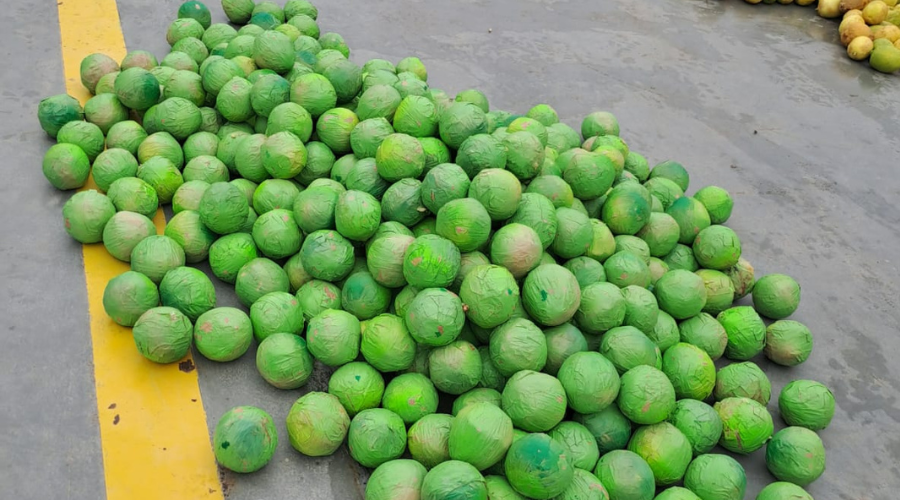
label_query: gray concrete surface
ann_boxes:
[1,0,898,499]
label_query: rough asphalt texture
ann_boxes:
[1,0,898,498]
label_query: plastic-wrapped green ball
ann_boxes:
[198,181,249,235]
[756,482,813,500]
[303,309,359,367]
[670,399,723,457]
[334,190,381,241]
[193,307,252,362]
[547,421,600,472]
[405,288,465,347]
[285,391,350,457]
[435,198,492,253]
[249,291,304,342]
[267,102,313,141]
[348,408,407,468]
[458,264,519,328]
[765,320,813,367]
[447,403,513,471]
[677,313,727,360]
[628,422,693,486]
[43,143,91,190]
[255,333,313,389]
[692,225,741,270]
[428,341,482,395]
[714,361,772,405]
[382,373,439,425]
[573,406,632,455]
[251,208,301,259]
[408,413,454,469]
[666,196,710,245]
[663,244,698,272]
[342,272,391,320]
[468,168,521,221]
[212,406,278,473]
[106,120,148,156]
[557,351,620,414]
[621,285,659,334]
[138,156,184,204]
[683,454,746,500]
[636,212,680,258]
[403,234,461,289]
[695,269,735,316]
[360,314,416,372]
[779,380,835,431]
[717,306,766,361]
[508,193,558,250]
[102,271,159,327]
[366,459,428,500]
[603,251,651,289]
[62,190,117,244]
[158,266,215,321]
[600,326,661,375]
[542,324,588,376]
[503,433,573,499]
[693,186,733,224]
[132,307,193,363]
[488,318,547,376]
[106,177,158,219]
[234,257,289,307]
[102,211,156,262]
[163,210,216,263]
[617,365,675,425]
[381,178,428,227]
[715,397,773,454]
[563,256,606,289]
[130,235,185,284]
[208,233,257,284]
[296,280,342,320]
[421,460,487,500]
[521,264,581,327]
[661,342,716,400]
[751,273,801,320]
[575,282,625,335]
[327,361,384,418]
[654,269,707,320]
[172,180,210,214]
[501,370,566,432]
[592,450,654,500]
[451,388,501,416]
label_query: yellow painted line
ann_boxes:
[57,0,224,498]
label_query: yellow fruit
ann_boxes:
[894,39,900,48]
[844,8,864,16]
[869,44,900,71]
[848,35,876,59]
[818,0,843,17]
[884,0,898,6]
[840,0,870,13]
[841,14,867,30]
[841,22,873,45]
[864,0,890,23]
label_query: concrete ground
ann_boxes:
[1,0,898,498]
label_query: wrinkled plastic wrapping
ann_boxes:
[249,291,304,341]
[717,306,766,361]
[164,210,216,263]
[548,421,600,471]
[57,120,104,161]
[654,269,707,320]
[155,96,201,140]
[661,343,715,401]
[573,406,632,455]
[522,264,581,327]
[683,454,746,500]
[427,340,482,395]
[285,391,349,456]
[356,85,402,122]
[435,198,491,253]
[197,182,248,234]
[765,427,825,486]
[502,131,543,181]
[183,155,229,184]
[714,397,773,454]
[251,208,300,259]
[407,413,453,468]
[249,74,289,117]
[255,333,313,389]
[132,306,193,363]
[38,94,83,138]
[693,225,741,270]
[448,403,512,471]
[636,212,679,258]
[603,251,651,289]
[327,361,384,417]
[348,408,407,468]
[383,373,439,425]
[263,131,307,179]
[234,257,290,306]
[193,307,252,362]
[621,285,659,334]
[574,282,624,334]
[382,179,427,227]
[666,196,710,245]
[455,134,505,179]
[593,450,654,500]
[406,288,464,347]
[756,482,813,500]
[213,406,278,473]
[107,121,149,156]
[421,460,487,500]
[752,273,801,320]
[491,223,542,278]
[114,67,159,110]
[714,361,771,405]
[173,180,210,214]
[627,422,692,485]
[501,370,566,432]
[130,235,186,284]
[600,326,661,374]
[778,380,835,431]
[159,266,216,321]
[316,107,357,154]
[725,257,755,300]
[678,313,727,360]
[670,399,722,457]
[342,272,391,320]
[84,93,128,135]
[557,351,619,415]
[402,234,461,288]
[489,317,547,376]
[504,433,573,499]
[304,309,359,366]
[543,324,588,376]
[365,459,427,500]
[601,189,650,236]
[360,314,416,372]
[138,156,184,204]
[63,190,117,244]
[468,168,521,221]
[102,211,156,262]
[102,271,160,327]
[366,234,414,288]
[295,279,341,320]
[616,365,675,425]
[350,117,393,159]
[166,70,207,107]
[207,233,256,284]
[267,103,313,141]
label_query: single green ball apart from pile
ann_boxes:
[501,370,567,432]
[421,460,487,500]
[593,450,654,500]
[158,266,216,322]
[715,397,773,454]
[662,342,716,401]
[103,271,159,327]
[285,391,350,457]
[102,211,156,262]
[255,333,314,390]
[504,433,574,499]
[63,190,117,244]
[683,453,746,500]
[193,307,252,362]
[779,379,835,431]
[715,361,772,405]
[617,365,676,425]
[132,306,193,363]
[428,340,482,395]
[448,402,513,471]
[765,426,826,487]
[348,408,407,468]
[654,269,707,320]
[756,482,813,500]
[670,399,723,457]
[628,422,693,486]
[599,326,661,375]
[327,362,384,418]
[522,264,581,327]
[213,406,277,473]
[717,305,767,361]
[366,459,428,500]
[489,318,547,376]
[752,273,801,319]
